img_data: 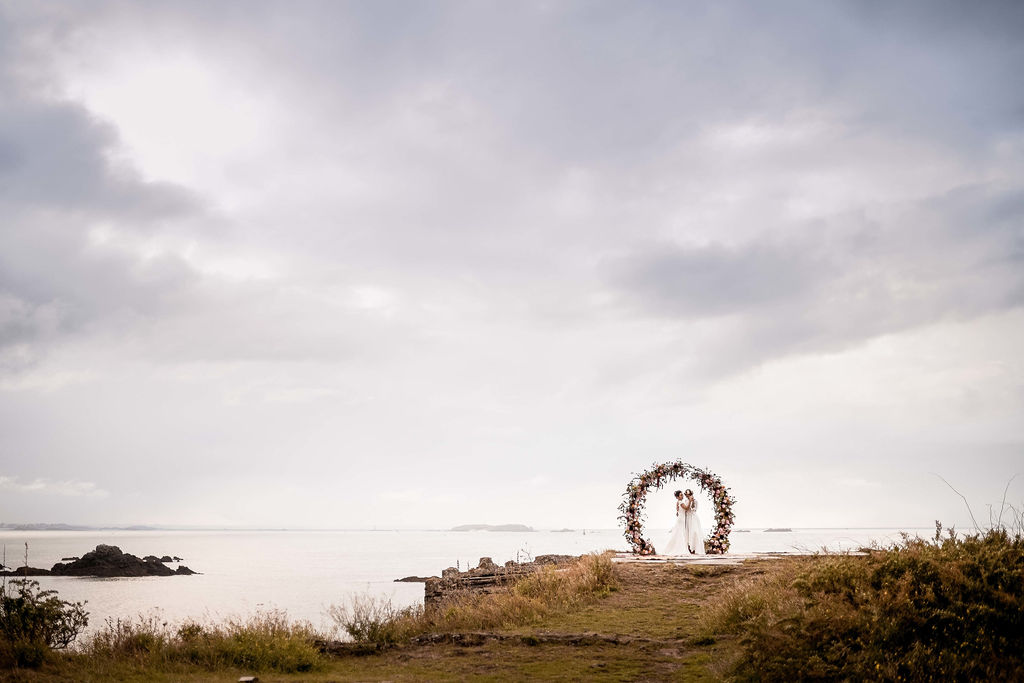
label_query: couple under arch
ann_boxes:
[664,488,705,555]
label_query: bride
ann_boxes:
[663,489,706,555]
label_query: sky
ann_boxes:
[1,1,1022,532]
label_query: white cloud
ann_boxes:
[0,1,1020,531]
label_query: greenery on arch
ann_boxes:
[618,460,735,555]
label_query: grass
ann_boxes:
[4,551,736,681]
[76,610,324,674]
[5,531,1022,681]
[699,528,1024,681]
[329,551,620,644]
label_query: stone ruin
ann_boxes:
[422,554,576,607]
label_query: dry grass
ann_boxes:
[80,610,324,673]
[695,557,806,636]
[5,554,746,681]
[329,552,619,644]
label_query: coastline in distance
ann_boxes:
[450,524,535,532]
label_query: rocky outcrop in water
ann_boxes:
[0,545,197,577]
[143,554,183,563]
[51,545,196,576]
[0,566,52,576]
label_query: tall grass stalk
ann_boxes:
[82,609,324,673]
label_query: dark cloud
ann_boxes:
[610,184,1024,374]
[0,16,201,357]
[1,1,1021,360]
[0,99,195,216]
[610,241,826,318]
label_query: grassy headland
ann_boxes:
[2,529,1022,681]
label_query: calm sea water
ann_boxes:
[0,527,923,637]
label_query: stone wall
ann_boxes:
[423,554,576,607]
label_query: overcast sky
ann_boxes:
[1,1,1022,532]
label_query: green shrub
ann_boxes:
[702,529,1024,681]
[0,579,89,668]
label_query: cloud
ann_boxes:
[609,241,825,318]
[0,14,206,362]
[608,183,1024,375]
[0,476,108,498]
[0,1,1021,528]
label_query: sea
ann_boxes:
[0,527,926,638]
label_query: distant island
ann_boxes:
[0,522,157,531]
[764,528,794,532]
[450,524,535,532]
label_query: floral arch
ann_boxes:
[618,460,735,555]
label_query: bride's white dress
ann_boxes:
[663,498,706,555]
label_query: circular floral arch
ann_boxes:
[618,460,735,555]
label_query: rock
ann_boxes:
[0,566,51,576]
[49,545,198,577]
[424,553,578,607]
[174,565,197,575]
[476,557,499,571]
[143,554,180,563]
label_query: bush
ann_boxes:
[701,529,1024,681]
[84,610,324,673]
[0,579,89,668]
[327,595,424,645]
